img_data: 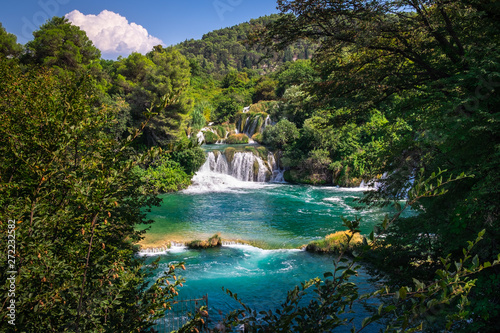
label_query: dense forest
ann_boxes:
[1,0,500,332]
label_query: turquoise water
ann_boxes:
[139,149,397,331]
[146,246,382,331]
[142,184,391,248]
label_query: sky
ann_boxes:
[0,0,280,59]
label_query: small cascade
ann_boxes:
[196,131,205,144]
[201,151,272,182]
[202,151,229,174]
[236,113,269,138]
[268,152,286,183]
[358,172,388,190]
[263,115,271,130]
[231,152,257,181]
[138,242,188,256]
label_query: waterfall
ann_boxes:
[195,149,287,183]
[268,152,285,183]
[196,131,205,144]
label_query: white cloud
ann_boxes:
[65,10,163,57]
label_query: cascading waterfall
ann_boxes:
[200,151,273,182]
[268,152,285,183]
[236,113,270,138]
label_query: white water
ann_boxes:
[199,151,275,182]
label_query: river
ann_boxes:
[139,145,394,331]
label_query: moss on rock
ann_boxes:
[305,231,363,254]
[186,233,222,249]
[224,147,236,164]
[226,134,249,144]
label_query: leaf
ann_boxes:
[361,317,370,328]
[399,287,407,300]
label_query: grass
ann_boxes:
[305,231,363,254]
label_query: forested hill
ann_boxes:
[176,14,316,77]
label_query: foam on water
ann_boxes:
[184,171,276,194]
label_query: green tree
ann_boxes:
[262,1,500,326]
[0,60,184,332]
[262,119,299,150]
[252,77,278,103]
[0,23,22,58]
[212,96,242,123]
[22,16,100,72]
[111,47,193,146]
[275,59,317,97]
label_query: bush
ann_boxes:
[252,133,263,144]
[170,146,206,174]
[144,155,192,193]
[262,119,299,150]
[305,231,363,253]
[226,133,249,144]
[203,131,219,144]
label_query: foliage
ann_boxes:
[212,96,242,123]
[141,153,192,194]
[202,131,219,144]
[176,14,317,77]
[262,119,299,150]
[0,60,185,332]
[225,134,249,144]
[305,230,363,254]
[22,16,101,73]
[251,133,263,144]
[111,46,192,145]
[169,145,206,175]
[270,84,313,126]
[252,77,278,103]
[0,23,22,58]
[274,59,317,97]
[189,104,207,131]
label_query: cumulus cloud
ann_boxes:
[65,10,163,57]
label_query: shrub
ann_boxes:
[144,155,191,193]
[252,132,263,144]
[203,131,219,144]
[170,146,206,174]
[226,133,249,144]
[262,119,299,150]
[305,231,363,254]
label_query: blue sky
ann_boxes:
[0,0,280,58]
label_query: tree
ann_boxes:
[0,60,184,332]
[275,59,317,97]
[261,1,500,327]
[110,47,193,146]
[212,97,241,123]
[22,16,100,72]
[0,23,22,58]
[252,77,278,103]
[262,119,299,150]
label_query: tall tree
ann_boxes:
[0,59,184,332]
[0,23,22,58]
[262,2,500,328]
[111,47,192,146]
[22,16,101,72]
